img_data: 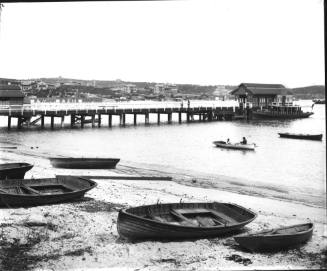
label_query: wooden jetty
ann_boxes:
[0,101,237,130]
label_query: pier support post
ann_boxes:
[178,112,182,123]
[108,115,112,127]
[98,114,101,127]
[187,113,190,123]
[41,115,45,128]
[91,115,95,128]
[133,114,137,126]
[157,113,160,125]
[17,117,22,129]
[50,116,54,129]
[81,115,85,128]
[145,113,149,125]
[70,114,75,128]
[168,113,172,124]
[7,116,11,129]
[123,114,126,126]
[60,116,65,128]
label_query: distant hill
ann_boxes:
[291,85,325,99]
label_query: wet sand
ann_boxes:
[0,148,326,270]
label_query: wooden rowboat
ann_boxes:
[49,157,120,169]
[0,175,96,207]
[0,163,33,179]
[213,141,256,151]
[234,223,313,252]
[117,202,257,240]
[278,133,323,141]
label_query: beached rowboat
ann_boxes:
[213,141,256,151]
[49,157,120,169]
[0,175,96,207]
[234,223,313,252]
[117,202,257,240]
[0,163,33,179]
[278,133,323,141]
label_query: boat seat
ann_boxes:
[21,184,41,194]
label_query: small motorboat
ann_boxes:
[234,223,313,252]
[117,202,257,240]
[0,163,33,179]
[278,133,323,141]
[0,175,97,207]
[213,141,256,151]
[49,157,120,169]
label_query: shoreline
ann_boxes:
[0,146,326,209]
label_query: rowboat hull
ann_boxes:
[234,223,313,252]
[0,175,96,207]
[213,141,255,151]
[117,202,257,240]
[278,133,323,141]
[49,158,120,169]
[253,111,313,119]
[0,163,33,179]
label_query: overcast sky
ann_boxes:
[0,0,324,87]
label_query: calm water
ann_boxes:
[0,101,325,205]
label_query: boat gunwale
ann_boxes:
[119,202,257,229]
[0,176,97,197]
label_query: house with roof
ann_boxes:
[0,85,25,106]
[230,83,294,108]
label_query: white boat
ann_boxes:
[213,141,256,151]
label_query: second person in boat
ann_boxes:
[240,137,247,145]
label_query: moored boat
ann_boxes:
[49,157,120,169]
[234,223,313,252]
[117,202,257,240]
[213,141,256,151]
[0,163,33,179]
[278,133,323,141]
[253,110,313,119]
[0,175,96,207]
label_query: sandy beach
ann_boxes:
[0,148,326,270]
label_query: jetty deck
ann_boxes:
[0,101,240,129]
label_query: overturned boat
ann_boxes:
[234,223,313,252]
[0,163,33,179]
[49,157,120,169]
[0,175,96,207]
[117,202,257,240]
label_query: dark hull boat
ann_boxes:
[0,163,33,179]
[49,158,120,169]
[213,141,255,151]
[117,202,257,240]
[234,223,313,252]
[0,175,96,207]
[253,111,313,119]
[278,133,323,141]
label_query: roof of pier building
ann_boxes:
[231,83,293,96]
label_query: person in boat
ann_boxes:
[226,138,230,144]
[240,137,247,145]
